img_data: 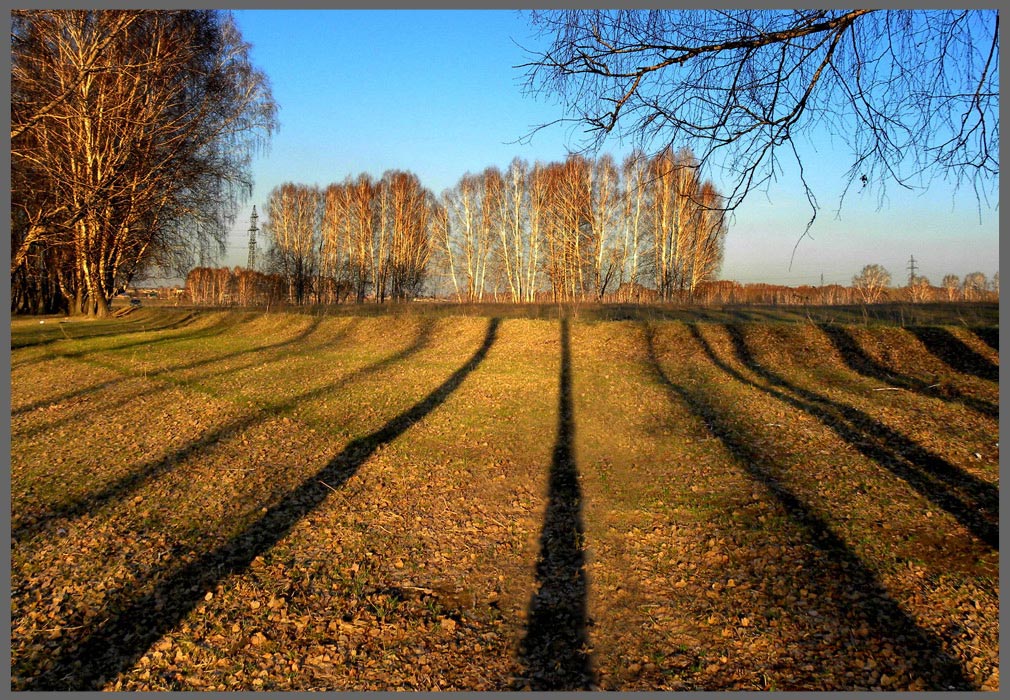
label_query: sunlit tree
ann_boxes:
[11,10,277,316]
[963,271,988,301]
[263,183,321,305]
[852,264,891,304]
[941,274,961,302]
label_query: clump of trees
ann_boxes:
[843,266,1000,305]
[10,10,277,316]
[184,267,285,306]
[259,173,436,306]
[255,148,728,306]
[439,149,727,304]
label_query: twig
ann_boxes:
[318,479,341,494]
[41,622,91,632]
[319,480,393,534]
[872,387,904,391]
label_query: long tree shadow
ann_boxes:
[969,326,998,352]
[10,311,251,370]
[12,318,417,544]
[701,324,997,550]
[516,317,594,690]
[818,324,998,419]
[13,314,330,420]
[19,317,501,690]
[641,324,973,690]
[10,310,202,350]
[906,326,999,383]
[12,315,352,447]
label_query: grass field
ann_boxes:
[9,306,999,690]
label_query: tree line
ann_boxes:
[850,265,997,305]
[183,265,999,308]
[10,10,277,316]
[250,148,728,305]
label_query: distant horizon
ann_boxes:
[134,271,997,293]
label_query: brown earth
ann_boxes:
[9,310,998,690]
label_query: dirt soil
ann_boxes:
[9,310,999,690]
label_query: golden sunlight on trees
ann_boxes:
[260,172,435,305]
[263,184,321,306]
[962,272,989,302]
[434,149,727,304]
[262,148,727,306]
[380,170,434,302]
[184,266,284,306]
[852,264,891,305]
[10,10,277,316]
[942,274,961,302]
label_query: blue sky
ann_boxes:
[220,9,999,287]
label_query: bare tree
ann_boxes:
[852,264,891,304]
[263,183,321,305]
[320,183,351,304]
[11,10,277,316]
[541,155,593,302]
[687,181,728,296]
[520,162,549,302]
[479,167,508,300]
[443,173,492,302]
[521,10,998,224]
[348,174,377,303]
[589,154,621,300]
[429,201,460,302]
[502,157,531,303]
[941,274,961,302]
[963,271,988,301]
[617,151,650,301]
[378,170,433,302]
[908,276,933,303]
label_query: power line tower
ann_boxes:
[246,205,259,271]
[907,254,918,286]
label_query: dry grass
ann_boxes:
[10,309,998,690]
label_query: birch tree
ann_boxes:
[942,274,961,302]
[618,151,649,301]
[264,183,321,305]
[10,10,277,316]
[852,264,891,304]
[443,173,492,302]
